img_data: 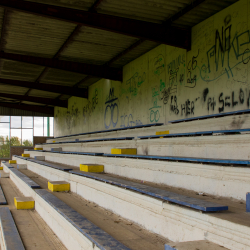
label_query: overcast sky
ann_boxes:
[0,116,53,142]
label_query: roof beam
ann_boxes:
[0,0,190,49]
[0,92,68,107]
[0,77,88,98]
[0,52,122,81]
[0,102,54,115]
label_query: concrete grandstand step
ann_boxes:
[0,177,67,249]
[3,161,169,250]
[37,132,250,161]
[70,170,228,212]
[22,150,250,201]
[104,153,250,166]
[11,156,250,249]
[0,207,25,250]
[6,162,40,189]
[47,114,250,144]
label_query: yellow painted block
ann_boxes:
[34,148,43,150]
[14,197,34,210]
[53,141,56,143]
[48,181,70,192]
[9,160,16,164]
[22,154,30,157]
[156,130,169,135]
[0,167,3,170]
[80,164,104,172]
[111,148,137,155]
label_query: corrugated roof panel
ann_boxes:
[60,26,139,65]
[0,84,28,95]
[111,40,159,67]
[28,0,94,11]
[41,68,85,86]
[28,89,60,99]
[4,10,76,57]
[78,77,102,88]
[97,0,191,23]
[0,60,44,81]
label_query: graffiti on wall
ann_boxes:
[104,88,119,129]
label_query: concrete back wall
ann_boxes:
[55,0,250,137]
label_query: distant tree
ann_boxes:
[10,136,21,146]
[22,139,33,146]
[0,136,10,158]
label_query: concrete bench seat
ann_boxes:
[103,153,250,165]
[138,128,250,139]
[0,207,25,250]
[0,186,7,205]
[53,123,163,139]
[35,189,130,250]
[15,156,73,171]
[169,108,250,124]
[5,162,40,189]
[42,136,135,145]
[70,170,228,212]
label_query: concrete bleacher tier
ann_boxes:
[6,112,250,249]
[8,153,250,249]
[1,161,173,250]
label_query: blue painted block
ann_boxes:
[75,139,79,142]
[70,171,228,212]
[165,245,176,250]
[0,207,25,250]
[246,193,250,212]
[35,189,130,250]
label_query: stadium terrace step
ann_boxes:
[25,151,250,166]
[5,163,40,189]
[138,128,250,139]
[168,108,250,124]
[52,123,163,139]
[35,189,131,250]
[70,170,228,212]
[103,153,250,166]
[13,156,250,249]
[15,156,73,171]
[42,136,135,145]
[0,207,25,250]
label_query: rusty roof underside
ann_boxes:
[0,0,238,116]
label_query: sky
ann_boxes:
[0,116,54,142]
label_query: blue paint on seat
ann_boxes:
[103,154,250,165]
[0,207,25,250]
[165,245,176,250]
[168,109,250,124]
[138,128,250,139]
[42,137,135,145]
[35,189,130,250]
[246,193,250,212]
[69,171,228,212]
[0,186,7,205]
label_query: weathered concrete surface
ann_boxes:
[13,156,250,250]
